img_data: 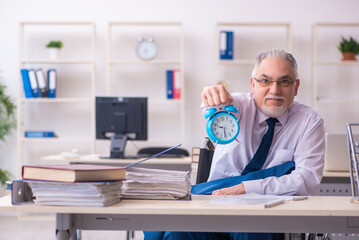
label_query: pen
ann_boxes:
[291,196,308,201]
[264,199,285,208]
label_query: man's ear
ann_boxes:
[250,77,255,93]
[294,79,300,96]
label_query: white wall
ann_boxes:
[1,0,359,178]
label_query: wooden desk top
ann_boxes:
[323,171,350,178]
[1,195,359,217]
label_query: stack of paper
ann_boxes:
[27,180,124,207]
[122,167,191,200]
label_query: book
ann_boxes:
[24,131,56,138]
[22,164,126,183]
[121,167,191,200]
[219,31,234,60]
[20,69,33,98]
[35,68,47,97]
[166,70,173,99]
[28,69,40,98]
[173,69,181,99]
[47,69,57,98]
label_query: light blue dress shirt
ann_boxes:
[206,93,325,196]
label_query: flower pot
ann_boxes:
[341,52,357,61]
[48,48,60,60]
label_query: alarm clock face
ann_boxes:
[211,113,239,141]
[136,37,158,60]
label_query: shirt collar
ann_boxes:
[255,103,290,127]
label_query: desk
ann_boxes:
[42,155,192,171]
[1,195,359,240]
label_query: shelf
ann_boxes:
[21,21,94,26]
[109,60,181,65]
[315,61,359,66]
[149,98,182,104]
[311,22,359,116]
[316,99,359,105]
[109,22,182,26]
[215,22,292,90]
[314,23,359,27]
[107,21,185,147]
[217,22,290,27]
[18,21,97,177]
[217,60,255,65]
[19,98,93,103]
[21,59,93,64]
[20,137,92,143]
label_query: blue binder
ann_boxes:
[35,68,47,97]
[226,31,234,59]
[20,69,33,98]
[47,69,57,98]
[24,131,56,138]
[219,31,234,60]
[28,69,40,98]
[166,70,173,99]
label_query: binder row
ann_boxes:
[20,68,57,98]
[219,31,234,60]
[166,69,181,99]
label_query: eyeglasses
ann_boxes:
[253,77,297,88]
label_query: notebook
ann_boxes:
[324,133,352,172]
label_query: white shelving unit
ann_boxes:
[106,22,185,153]
[311,23,359,132]
[17,22,96,175]
[215,23,292,92]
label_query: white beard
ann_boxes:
[261,95,287,118]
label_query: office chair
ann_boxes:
[196,137,215,184]
[195,137,331,240]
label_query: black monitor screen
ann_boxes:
[96,96,148,158]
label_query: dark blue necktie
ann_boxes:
[241,118,278,175]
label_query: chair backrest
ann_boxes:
[196,137,215,184]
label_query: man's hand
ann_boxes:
[212,183,246,195]
[201,85,233,106]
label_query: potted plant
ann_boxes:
[46,40,64,60]
[338,36,359,61]
[0,74,16,196]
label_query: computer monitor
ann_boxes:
[96,96,148,159]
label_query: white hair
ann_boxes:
[251,49,298,79]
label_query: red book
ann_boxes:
[173,69,181,99]
[22,164,126,183]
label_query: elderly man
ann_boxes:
[145,49,325,240]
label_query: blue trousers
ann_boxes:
[144,231,285,240]
[144,161,295,240]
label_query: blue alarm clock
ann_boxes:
[205,105,240,144]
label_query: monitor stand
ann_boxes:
[100,134,138,159]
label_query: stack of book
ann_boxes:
[15,162,192,206]
[21,164,126,207]
[26,180,123,207]
[122,167,191,200]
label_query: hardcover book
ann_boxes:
[22,164,126,183]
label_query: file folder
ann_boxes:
[35,69,47,97]
[20,69,32,98]
[28,69,40,98]
[47,69,57,98]
[166,70,173,99]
